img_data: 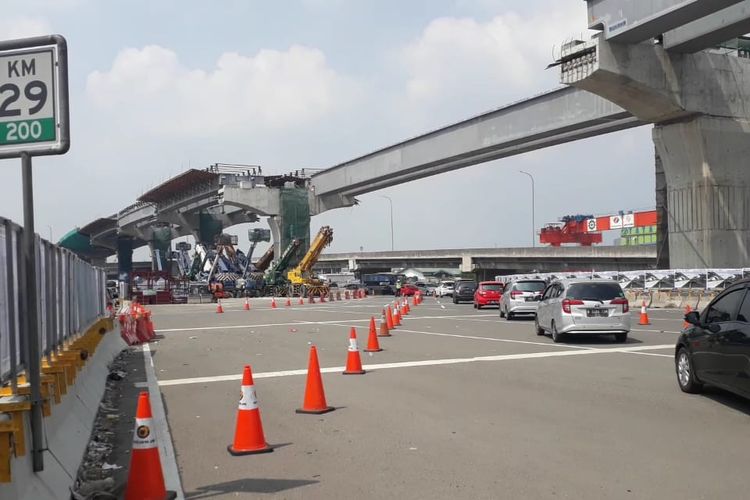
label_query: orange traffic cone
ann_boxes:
[683,305,693,329]
[286,297,292,307]
[244,298,250,311]
[404,300,410,315]
[299,297,305,306]
[365,317,383,352]
[393,306,402,327]
[296,345,335,414]
[271,297,277,309]
[639,301,651,326]
[216,300,224,314]
[124,392,175,500]
[386,306,395,330]
[378,319,391,337]
[343,328,366,375]
[228,366,273,455]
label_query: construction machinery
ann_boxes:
[239,228,272,296]
[287,226,334,297]
[540,215,602,246]
[263,238,303,296]
[540,210,657,246]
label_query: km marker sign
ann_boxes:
[0,35,69,158]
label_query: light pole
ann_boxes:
[380,195,395,251]
[519,171,536,247]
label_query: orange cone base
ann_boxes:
[227,443,273,456]
[364,347,383,353]
[295,406,335,415]
[377,329,391,338]
[342,369,366,375]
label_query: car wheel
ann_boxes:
[534,317,545,336]
[551,322,564,343]
[614,333,628,343]
[506,310,514,321]
[676,348,703,394]
[499,307,505,318]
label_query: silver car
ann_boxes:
[535,279,631,343]
[500,279,546,319]
[436,280,455,297]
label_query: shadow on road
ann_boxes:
[556,335,644,345]
[185,478,319,498]
[701,387,750,417]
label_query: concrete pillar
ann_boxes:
[149,224,173,273]
[654,148,670,270]
[653,115,750,268]
[268,216,282,267]
[116,237,133,300]
[460,255,473,273]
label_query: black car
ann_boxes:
[676,280,750,400]
[453,281,477,304]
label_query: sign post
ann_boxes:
[0,35,69,473]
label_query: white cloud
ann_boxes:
[86,44,356,138]
[0,16,52,40]
[401,7,587,105]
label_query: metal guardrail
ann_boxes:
[0,216,106,385]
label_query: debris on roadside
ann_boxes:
[70,348,138,500]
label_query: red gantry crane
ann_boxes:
[540,210,658,246]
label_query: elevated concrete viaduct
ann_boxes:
[315,246,656,280]
[64,0,750,275]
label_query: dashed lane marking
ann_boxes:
[140,343,675,388]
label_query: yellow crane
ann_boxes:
[287,226,334,297]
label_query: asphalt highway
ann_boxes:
[143,296,750,500]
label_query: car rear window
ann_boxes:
[481,284,502,291]
[515,281,546,292]
[457,282,477,290]
[566,282,624,301]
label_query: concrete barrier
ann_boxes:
[0,325,126,500]
[625,289,719,310]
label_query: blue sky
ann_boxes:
[0,0,655,255]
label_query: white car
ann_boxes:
[435,281,455,297]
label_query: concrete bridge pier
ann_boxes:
[653,116,750,268]
[563,36,750,268]
[116,236,133,299]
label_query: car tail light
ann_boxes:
[611,298,629,313]
[562,299,584,313]
[510,291,524,299]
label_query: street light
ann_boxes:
[380,195,394,251]
[519,171,535,247]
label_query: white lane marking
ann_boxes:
[155,313,496,333]
[142,343,184,499]
[140,343,676,388]
[624,351,673,358]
